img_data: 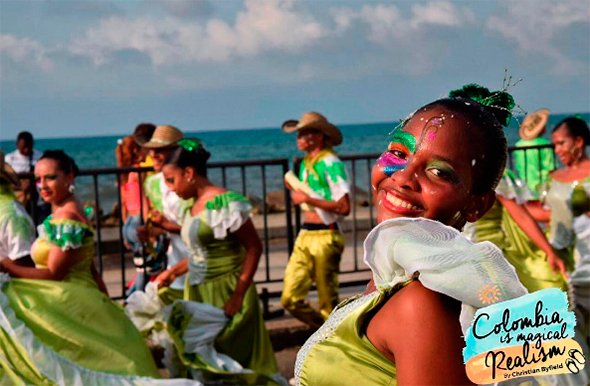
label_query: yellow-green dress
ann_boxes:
[167,191,283,385]
[0,216,167,385]
[295,218,528,385]
[545,176,590,269]
[468,172,567,292]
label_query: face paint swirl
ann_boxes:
[376,128,416,176]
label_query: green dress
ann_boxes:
[545,176,590,269]
[167,191,282,385]
[468,172,567,292]
[0,216,170,385]
[295,218,528,385]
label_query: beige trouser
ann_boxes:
[281,229,345,329]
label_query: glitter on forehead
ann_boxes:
[413,115,446,155]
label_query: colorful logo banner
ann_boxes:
[463,288,586,383]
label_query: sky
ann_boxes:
[1,0,589,140]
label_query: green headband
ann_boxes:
[178,138,204,152]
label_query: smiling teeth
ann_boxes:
[386,192,420,210]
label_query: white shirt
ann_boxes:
[158,173,190,290]
[4,149,42,173]
[0,196,35,260]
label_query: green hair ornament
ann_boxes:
[448,83,516,126]
[178,138,204,152]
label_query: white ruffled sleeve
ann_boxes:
[203,192,252,240]
[363,218,528,309]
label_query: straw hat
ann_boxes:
[0,151,20,189]
[282,111,343,146]
[142,125,183,148]
[519,108,550,140]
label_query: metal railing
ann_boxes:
[16,145,552,318]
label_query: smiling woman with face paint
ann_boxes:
[293,85,529,386]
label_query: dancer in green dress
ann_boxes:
[156,139,283,385]
[0,150,190,385]
[465,169,568,292]
[527,117,590,269]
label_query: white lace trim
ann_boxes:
[0,274,201,386]
[293,292,378,385]
[204,200,251,240]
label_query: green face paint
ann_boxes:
[426,159,460,184]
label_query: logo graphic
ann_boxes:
[478,284,502,305]
[464,288,586,383]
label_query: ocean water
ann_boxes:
[1,113,587,212]
[2,113,588,169]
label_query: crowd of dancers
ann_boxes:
[0,82,589,385]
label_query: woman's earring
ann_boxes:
[68,184,75,194]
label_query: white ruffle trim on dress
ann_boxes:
[495,173,534,204]
[0,274,201,386]
[125,283,178,374]
[204,201,252,240]
[172,300,251,375]
[364,218,528,308]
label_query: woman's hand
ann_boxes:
[547,252,568,278]
[223,291,244,317]
[150,210,165,226]
[136,224,149,242]
[154,269,176,288]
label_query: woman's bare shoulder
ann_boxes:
[380,281,460,327]
[52,204,87,224]
[368,281,462,353]
[367,281,472,384]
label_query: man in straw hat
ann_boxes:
[514,108,555,199]
[133,125,192,300]
[280,111,351,329]
[0,151,35,267]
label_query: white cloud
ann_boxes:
[487,0,590,75]
[68,0,325,66]
[332,2,475,45]
[0,35,54,72]
[411,1,476,28]
[327,2,475,75]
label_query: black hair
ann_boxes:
[415,96,509,195]
[16,131,34,145]
[39,150,79,177]
[164,145,211,178]
[133,123,156,145]
[552,117,590,146]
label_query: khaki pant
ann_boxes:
[281,229,345,329]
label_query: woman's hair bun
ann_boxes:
[448,83,515,127]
